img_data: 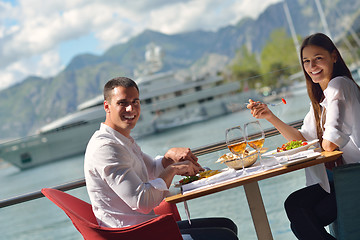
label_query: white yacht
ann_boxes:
[0,44,257,169]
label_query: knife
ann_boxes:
[180,186,192,225]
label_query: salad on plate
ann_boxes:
[277,140,308,152]
[262,139,319,157]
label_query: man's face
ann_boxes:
[104,86,140,137]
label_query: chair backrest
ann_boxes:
[41,188,183,240]
[333,163,360,240]
[154,199,181,222]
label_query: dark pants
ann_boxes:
[177,217,238,240]
[284,182,337,240]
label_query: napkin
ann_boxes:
[181,168,237,193]
[274,149,318,163]
[261,157,280,168]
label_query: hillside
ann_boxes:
[0,0,359,139]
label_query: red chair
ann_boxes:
[41,188,183,240]
[154,199,181,222]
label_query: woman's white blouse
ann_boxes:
[299,76,360,192]
[84,123,168,228]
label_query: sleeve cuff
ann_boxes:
[299,128,313,141]
[323,127,349,148]
[154,155,165,176]
[149,178,169,191]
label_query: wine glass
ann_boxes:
[244,120,265,170]
[225,126,248,175]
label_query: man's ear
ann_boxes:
[104,100,110,113]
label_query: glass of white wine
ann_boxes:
[225,126,248,175]
[244,120,265,170]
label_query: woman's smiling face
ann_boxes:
[302,45,337,90]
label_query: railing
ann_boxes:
[0,119,303,208]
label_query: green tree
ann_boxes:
[260,28,301,88]
[229,45,262,90]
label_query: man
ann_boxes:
[84,77,238,239]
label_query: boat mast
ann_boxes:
[317,1,360,64]
[283,0,301,65]
[314,0,332,39]
[337,13,360,64]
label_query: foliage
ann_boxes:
[229,45,262,91]
[260,29,301,87]
[228,28,302,90]
[337,34,360,65]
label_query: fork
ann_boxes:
[245,98,286,107]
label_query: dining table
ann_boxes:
[165,150,343,240]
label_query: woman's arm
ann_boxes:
[322,139,338,151]
[247,99,306,141]
[322,77,350,151]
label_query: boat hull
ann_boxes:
[0,119,103,169]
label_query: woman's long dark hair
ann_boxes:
[300,33,358,144]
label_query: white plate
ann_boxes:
[279,152,322,167]
[173,169,224,188]
[262,139,319,157]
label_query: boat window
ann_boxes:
[178,104,186,109]
[144,98,152,104]
[195,86,202,91]
[151,110,165,115]
[20,153,32,164]
[175,91,182,97]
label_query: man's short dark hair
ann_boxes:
[103,77,139,101]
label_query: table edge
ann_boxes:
[165,151,342,203]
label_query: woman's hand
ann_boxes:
[247,99,275,120]
[247,99,305,141]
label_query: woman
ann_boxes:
[247,33,360,239]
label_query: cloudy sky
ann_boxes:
[0,0,282,91]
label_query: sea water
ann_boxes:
[0,89,310,240]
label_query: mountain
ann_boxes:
[0,0,360,139]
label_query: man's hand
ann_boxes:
[171,160,203,176]
[159,160,204,188]
[160,148,204,188]
[162,147,199,167]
